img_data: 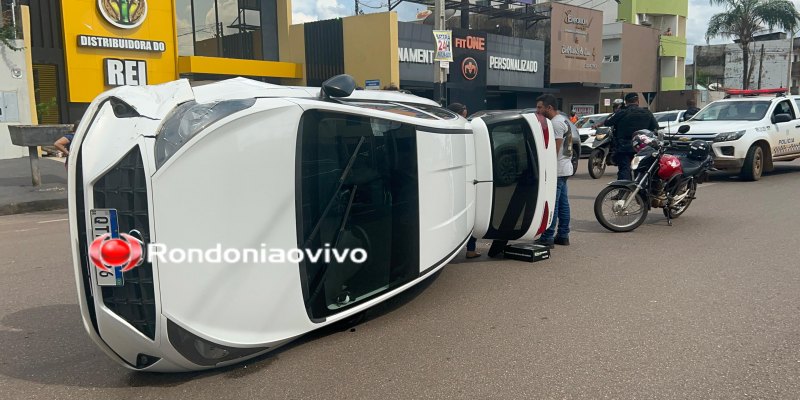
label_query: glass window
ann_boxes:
[400,103,459,120]
[487,119,538,238]
[692,101,771,121]
[176,0,263,59]
[655,112,679,122]
[343,101,438,119]
[773,100,796,119]
[299,111,419,319]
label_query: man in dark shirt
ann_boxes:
[683,98,701,121]
[604,93,659,180]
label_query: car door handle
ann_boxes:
[795,125,800,128]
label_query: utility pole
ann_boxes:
[789,31,796,93]
[757,43,765,90]
[355,0,360,16]
[692,46,697,91]
[433,0,447,105]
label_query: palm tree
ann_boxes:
[706,0,800,89]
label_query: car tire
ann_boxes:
[741,144,764,181]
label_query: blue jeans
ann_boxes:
[614,151,635,181]
[541,177,570,241]
[467,236,477,251]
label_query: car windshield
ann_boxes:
[692,101,770,121]
[576,115,606,128]
[655,112,678,122]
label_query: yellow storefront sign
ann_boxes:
[62,0,178,103]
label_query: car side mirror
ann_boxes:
[678,125,690,134]
[320,74,356,99]
[773,113,792,124]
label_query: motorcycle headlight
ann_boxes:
[155,98,256,169]
[595,133,607,140]
[714,130,746,142]
[631,155,643,170]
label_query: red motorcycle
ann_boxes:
[594,131,714,232]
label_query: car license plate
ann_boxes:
[90,209,124,287]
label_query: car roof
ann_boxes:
[580,113,609,118]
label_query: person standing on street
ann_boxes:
[683,98,701,121]
[569,111,578,124]
[448,102,481,259]
[535,94,572,248]
[54,120,80,170]
[604,93,659,181]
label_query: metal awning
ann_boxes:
[390,0,550,23]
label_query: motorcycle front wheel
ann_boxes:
[663,179,697,219]
[594,186,648,232]
[588,148,607,179]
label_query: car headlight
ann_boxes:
[155,98,256,169]
[714,130,746,142]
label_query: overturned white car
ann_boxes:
[69,75,556,372]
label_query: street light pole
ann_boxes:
[433,0,446,105]
[788,31,795,94]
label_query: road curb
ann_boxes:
[0,199,68,216]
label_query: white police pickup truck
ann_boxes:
[669,89,800,180]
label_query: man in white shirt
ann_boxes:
[535,94,572,248]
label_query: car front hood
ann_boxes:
[668,120,757,135]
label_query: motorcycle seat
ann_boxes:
[679,157,705,177]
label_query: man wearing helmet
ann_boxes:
[612,98,624,113]
[604,93,659,180]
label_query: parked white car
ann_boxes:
[668,92,800,180]
[576,113,610,154]
[68,75,557,371]
[654,110,686,130]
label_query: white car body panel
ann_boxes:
[69,78,557,372]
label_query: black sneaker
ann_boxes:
[534,239,554,249]
[554,237,570,246]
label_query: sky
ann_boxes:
[292,0,800,64]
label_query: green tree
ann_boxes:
[706,0,800,89]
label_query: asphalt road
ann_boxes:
[3,160,800,400]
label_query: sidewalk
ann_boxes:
[0,156,68,216]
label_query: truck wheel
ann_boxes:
[741,144,764,181]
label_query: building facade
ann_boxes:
[617,0,688,92]
[691,33,794,92]
[25,0,302,125]
[599,22,660,112]
[1,0,35,159]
